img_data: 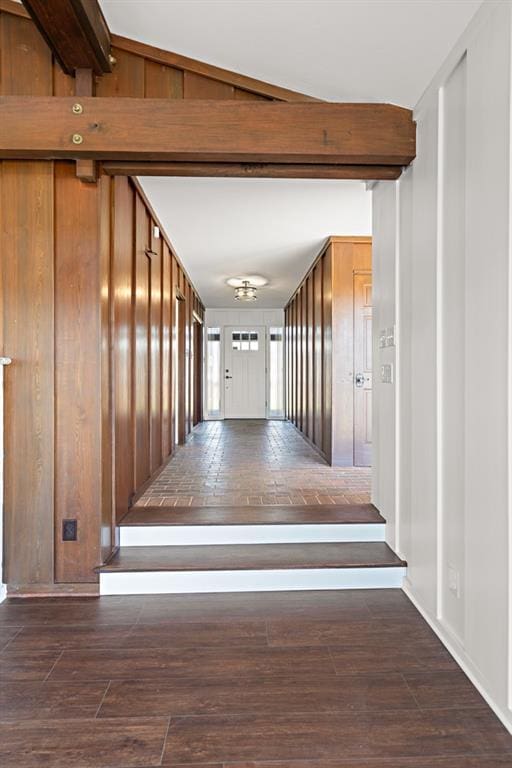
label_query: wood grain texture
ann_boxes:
[144,59,183,98]
[1,161,54,586]
[102,161,402,180]
[112,176,135,522]
[21,0,111,75]
[99,542,406,573]
[96,46,144,96]
[286,238,372,466]
[111,32,317,102]
[54,161,102,583]
[162,709,511,764]
[0,98,416,167]
[149,223,163,472]
[0,717,169,768]
[184,71,235,99]
[133,193,151,489]
[121,503,385,526]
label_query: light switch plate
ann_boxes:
[381,363,393,384]
[379,330,387,349]
[386,326,396,347]
[153,225,160,239]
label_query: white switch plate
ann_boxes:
[386,325,396,347]
[380,363,393,384]
[379,330,387,349]
[153,225,160,239]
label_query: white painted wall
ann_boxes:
[372,0,512,731]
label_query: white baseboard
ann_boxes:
[100,566,405,595]
[403,582,512,735]
[119,523,385,547]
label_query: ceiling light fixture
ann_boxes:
[234,280,258,302]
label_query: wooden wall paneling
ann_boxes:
[313,258,324,455]
[176,289,186,445]
[133,192,151,488]
[331,240,355,466]
[306,272,314,441]
[144,59,183,98]
[296,289,302,431]
[161,241,172,458]
[99,172,115,558]
[290,300,295,425]
[170,255,179,451]
[331,240,372,466]
[149,223,163,472]
[183,71,235,99]
[1,160,55,587]
[1,9,55,587]
[186,281,193,435]
[54,162,102,582]
[300,283,308,435]
[234,87,269,101]
[96,46,144,96]
[112,176,135,522]
[0,11,52,94]
[322,249,333,462]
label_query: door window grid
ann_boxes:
[232,330,259,351]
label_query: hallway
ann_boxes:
[137,420,372,508]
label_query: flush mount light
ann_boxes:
[234,280,258,302]
[226,275,268,288]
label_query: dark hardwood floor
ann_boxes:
[0,589,511,767]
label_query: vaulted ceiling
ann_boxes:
[101,0,482,308]
[100,0,482,107]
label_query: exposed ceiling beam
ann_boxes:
[0,97,416,167]
[21,0,112,75]
[103,161,402,181]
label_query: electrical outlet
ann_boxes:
[448,564,460,597]
[62,519,77,541]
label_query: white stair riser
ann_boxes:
[100,566,405,595]
[119,523,385,547]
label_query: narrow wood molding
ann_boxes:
[0,0,30,18]
[102,161,402,181]
[21,0,112,75]
[111,33,321,103]
[0,97,416,166]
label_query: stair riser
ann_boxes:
[100,566,405,595]
[119,523,385,547]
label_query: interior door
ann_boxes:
[224,326,266,418]
[354,272,372,466]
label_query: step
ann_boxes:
[99,542,406,595]
[119,504,386,546]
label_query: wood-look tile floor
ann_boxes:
[137,420,371,508]
[1,589,512,766]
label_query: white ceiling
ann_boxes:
[100,0,482,107]
[139,178,372,307]
[104,0,481,309]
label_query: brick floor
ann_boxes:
[136,420,372,507]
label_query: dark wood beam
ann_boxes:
[102,161,402,181]
[0,97,416,166]
[74,68,97,182]
[21,0,112,75]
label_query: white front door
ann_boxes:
[224,326,266,418]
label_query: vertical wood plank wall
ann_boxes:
[285,237,372,466]
[0,2,313,593]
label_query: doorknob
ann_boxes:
[355,373,365,387]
